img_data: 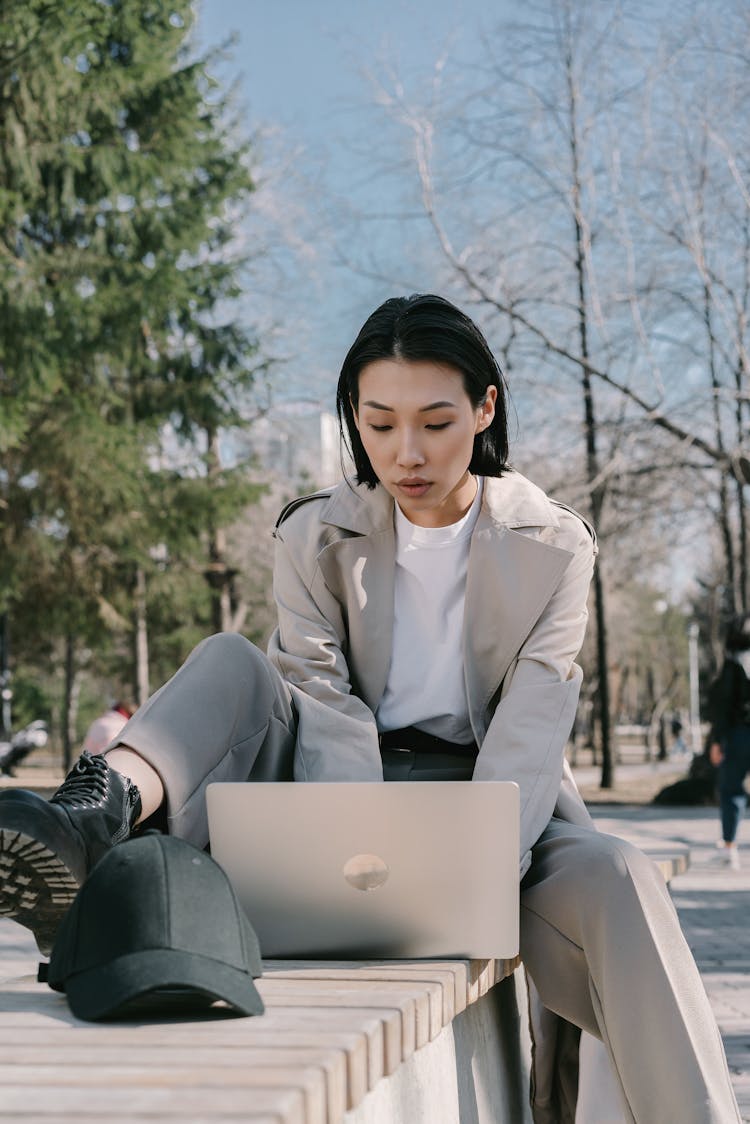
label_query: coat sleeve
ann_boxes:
[472,518,596,875]
[267,522,383,782]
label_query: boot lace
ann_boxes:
[51,751,110,809]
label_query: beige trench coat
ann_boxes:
[268,469,598,877]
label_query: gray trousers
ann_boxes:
[112,634,740,1124]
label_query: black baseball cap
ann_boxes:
[46,833,264,1021]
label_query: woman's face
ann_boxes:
[353,358,497,527]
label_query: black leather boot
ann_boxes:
[0,752,142,954]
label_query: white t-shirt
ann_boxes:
[375,479,484,743]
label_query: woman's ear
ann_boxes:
[476,386,497,432]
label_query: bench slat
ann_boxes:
[264,961,465,1023]
[0,1048,347,1124]
[262,972,445,1041]
[258,981,415,1070]
[0,1084,307,1122]
[0,1119,282,1124]
[0,1063,327,1124]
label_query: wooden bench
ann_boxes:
[0,841,689,1124]
[0,929,522,1124]
[641,848,690,882]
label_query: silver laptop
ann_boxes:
[206,781,519,959]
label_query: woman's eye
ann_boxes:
[426,422,451,431]
[369,424,392,432]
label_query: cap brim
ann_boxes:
[62,947,264,1022]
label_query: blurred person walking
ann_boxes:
[708,616,750,871]
[81,702,135,756]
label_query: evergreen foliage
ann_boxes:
[0,0,264,743]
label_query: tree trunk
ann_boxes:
[566,32,613,788]
[62,632,79,772]
[657,714,668,762]
[0,611,10,740]
[735,474,747,613]
[733,221,749,612]
[205,425,234,634]
[208,523,233,634]
[592,565,613,784]
[133,566,150,706]
[704,282,737,617]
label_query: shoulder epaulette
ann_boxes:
[550,500,598,546]
[273,488,334,534]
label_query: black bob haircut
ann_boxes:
[336,293,511,489]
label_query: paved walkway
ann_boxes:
[588,804,750,1121]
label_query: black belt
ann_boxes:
[378,725,478,758]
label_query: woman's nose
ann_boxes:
[396,431,425,467]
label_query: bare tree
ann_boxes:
[613,3,750,625]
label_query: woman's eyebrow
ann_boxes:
[361,400,457,412]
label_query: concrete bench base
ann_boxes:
[343,972,531,1124]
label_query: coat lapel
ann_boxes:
[316,487,395,712]
[463,494,574,727]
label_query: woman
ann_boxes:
[709,614,750,870]
[0,294,740,1122]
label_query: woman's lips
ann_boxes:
[396,479,431,497]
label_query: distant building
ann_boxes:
[239,402,346,488]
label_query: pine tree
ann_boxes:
[0,0,264,751]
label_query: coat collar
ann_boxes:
[320,471,562,536]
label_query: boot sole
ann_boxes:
[0,827,80,956]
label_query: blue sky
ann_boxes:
[193,0,505,402]
[195,1,494,147]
